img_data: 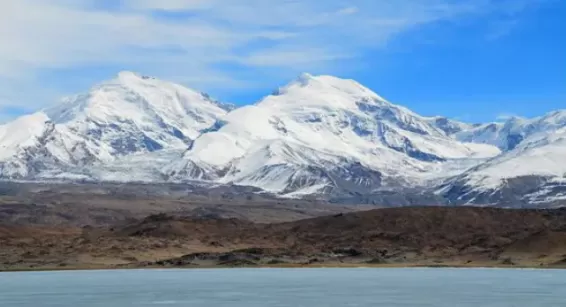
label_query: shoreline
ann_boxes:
[2,262,565,273]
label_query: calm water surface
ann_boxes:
[0,268,565,306]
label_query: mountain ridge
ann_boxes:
[0,72,564,207]
[166,73,499,196]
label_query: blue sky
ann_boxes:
[0,0,564,123]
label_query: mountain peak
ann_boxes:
[273,72,320,93]
[117,70,139,78]
[41,71,231,140]
[268,73,387,106]
[116,70,154,81]
[110,71,162,88]
[296,72,314,84]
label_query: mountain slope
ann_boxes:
[166,73,499,195]
[425,116,475,136]
[439,127,566,206]
[0,113,53,178]
[455,110,566,151]
[0,72,230,179]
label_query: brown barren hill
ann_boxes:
[2,207,566,270]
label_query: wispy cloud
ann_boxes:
[486,19,521,40]
[496,113,524,121]
[0,0,547,119]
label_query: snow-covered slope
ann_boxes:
[425,116,475,136]
[455,110,566,151]
[433,110,566,207]
[165,73,498,195]
[439,127,566,206]
[0,71,230,179]
[0,113,53,177]
[0,113,51,161]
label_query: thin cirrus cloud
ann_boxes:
[0,0,545,119]
[496,113,524,121]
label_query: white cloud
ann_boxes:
[122,0,209,11]
[336,6,359,16]
[240,48,351,67]
[0,0,547,119]
[486,19,520,40]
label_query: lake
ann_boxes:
[0,268,565,306]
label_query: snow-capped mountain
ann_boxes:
[454,110,566,151]
[439,126,566,207]
[0,71,230,179]
[0,71,564,207]
[432,110,566,207]
[165,73,498,196]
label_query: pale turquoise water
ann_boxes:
[0,268,565,306]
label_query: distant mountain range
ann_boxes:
[1,71,564,207]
